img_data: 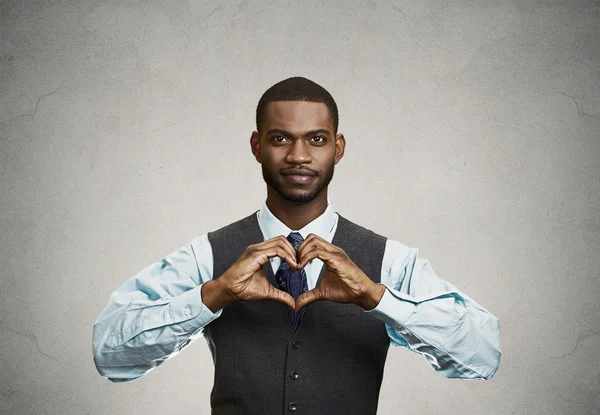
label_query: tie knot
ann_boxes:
[287,232,304,250]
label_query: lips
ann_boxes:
[281,169,317,184]
[281,169,317,177]
[284,175,316,184]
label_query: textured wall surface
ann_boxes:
[1,1,599,414]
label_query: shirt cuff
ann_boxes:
[364,285,418,327]
[169,285,222,332]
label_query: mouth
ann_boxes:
[281,168,317,176]
[281,168,318,185]
[282,174,317,184]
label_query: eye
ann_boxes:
[272,136,288,143]
[311,135,326,143]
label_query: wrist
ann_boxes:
[357,282,386,311]
[201,278,237,313]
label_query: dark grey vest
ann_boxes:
[204,211,390,415]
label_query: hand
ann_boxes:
[294,234,386,312]
[201,236,299,312]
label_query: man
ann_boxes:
[93,76,501,414]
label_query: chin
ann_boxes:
[280,189,322,203]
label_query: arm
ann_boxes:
[92,234,221,382]
[92,234,298,382]
[365,240,501,380]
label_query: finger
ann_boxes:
[297,244,339,270]
[295,287,323,312]
[258,237,299,268]
[265,285,296,309]
[259,236,297,260]
[303,233,328,243]
[298,233,339,252]
[266,235,298,253]
[301,233,338,249]
[251,243,298,269]
[296,237,328,264]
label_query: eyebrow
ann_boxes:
[266,128,331,137]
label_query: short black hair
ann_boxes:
[255,76,339,135]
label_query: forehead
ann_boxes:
[262,101,333,133]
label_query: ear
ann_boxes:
[250,131,262,163]
[334,133,345,165]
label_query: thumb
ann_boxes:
[295,288,323,312]
[265,285,296,310]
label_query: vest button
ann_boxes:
[288,402,298,412]
[292,340,301,349]
[290,371,299,380]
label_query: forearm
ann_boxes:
[372,243,501,379]
[93,285,220,382]
[371,287,501,379]
[92,237,218,382]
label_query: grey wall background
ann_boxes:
[1,0,599,414]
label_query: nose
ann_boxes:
[285,139,312,165]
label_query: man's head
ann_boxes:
[255,76,339,136]
[251,77,345,204]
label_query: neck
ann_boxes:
[265,188,328,231]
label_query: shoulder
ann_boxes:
[207,210,260,238]
[184,211,261,252]
[336,213,416,260]
[336,213,386,241]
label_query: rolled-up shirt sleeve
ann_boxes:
[92,234,220,382]
[365,240,501,380]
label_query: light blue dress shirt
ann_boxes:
[93,198,501,382]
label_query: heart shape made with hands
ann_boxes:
[282,233,385,312]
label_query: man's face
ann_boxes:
[251,101,345,203]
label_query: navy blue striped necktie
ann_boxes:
[274,232,308,330]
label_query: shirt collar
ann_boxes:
[258,196,337,241]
